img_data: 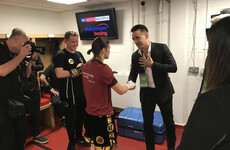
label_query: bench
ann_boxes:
[40,94,55,128]
[26,94,55,128]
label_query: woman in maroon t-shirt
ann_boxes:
[82,37,135,150]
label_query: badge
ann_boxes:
[96,136,104,144]
[139,73,148,87]
[79,57,83,63]
[107,123,114,132]
[68,58,74,64]
[63,101,69,108]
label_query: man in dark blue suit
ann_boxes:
[128,24,177,150]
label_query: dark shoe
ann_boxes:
[33,135,48,144]
[67,142,75,150]
[76,136,91,147]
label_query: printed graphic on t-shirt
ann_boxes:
[82,71,95,84]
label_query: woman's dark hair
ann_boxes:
[205,16,230,91]
[87,37,110,56]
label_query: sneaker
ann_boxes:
[76,136,91,147]
[33,135,49,144]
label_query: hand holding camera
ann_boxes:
[19,44,32,58]
[126,80,136,90]
[69,63,84,78]
[23,41,46,62]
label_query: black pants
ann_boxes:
[140,88,176,150]
[64,97,87,143]
[27,85,41,137]
[0,100,26,150]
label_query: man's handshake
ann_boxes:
[126,80,136,90]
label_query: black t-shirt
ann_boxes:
[43,64,60,89]
[0,42,24,102]
[53,49,86,101]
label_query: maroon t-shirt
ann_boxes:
[82,59,117,116]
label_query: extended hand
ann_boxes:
[126,81,136,90]
[138,53,153,67]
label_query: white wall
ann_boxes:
[169,0,190,125]
[0,5,63,34]
[170,0,230,125]
[0,0,229,125]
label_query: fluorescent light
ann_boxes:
[5,33,10,38]
[48,34,55,38]
[47,0,87,5]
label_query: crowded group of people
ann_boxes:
[1,15,230,150]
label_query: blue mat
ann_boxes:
[117,107,166,144]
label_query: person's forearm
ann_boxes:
[0,54,24,77]
[112,82,129,95]
[55,68,71,78]
[39,74,49,87]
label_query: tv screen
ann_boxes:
[75,8,118,40]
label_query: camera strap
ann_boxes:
[7,50,21,85]
[7,48,30,93]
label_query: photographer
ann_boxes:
[25,53,49,144]
[0,28,31,150]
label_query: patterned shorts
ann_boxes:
[85,113,117,149]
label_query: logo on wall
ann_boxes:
[81,15,110,23]
[84,23,109,37]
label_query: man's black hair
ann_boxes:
[131,24,148,33]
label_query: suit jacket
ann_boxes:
[128,42,177,102]
[177,85,230,150]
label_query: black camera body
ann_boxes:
[24,40,46,55]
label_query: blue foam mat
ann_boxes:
[117,107,166,144]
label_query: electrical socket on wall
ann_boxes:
[189,67,199,73]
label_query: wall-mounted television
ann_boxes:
[75,8,118,40]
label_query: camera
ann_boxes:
[24,40,46,55]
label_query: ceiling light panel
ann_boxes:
[47,0,87,5]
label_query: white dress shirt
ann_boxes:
[138,44,156,88]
